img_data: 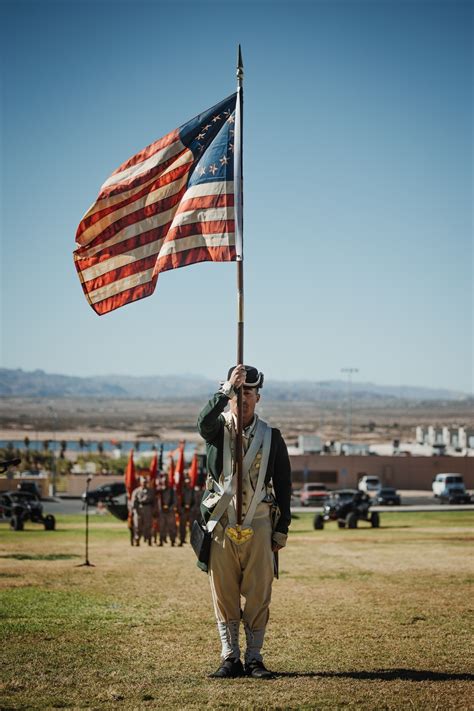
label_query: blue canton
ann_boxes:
[178,93,236,188]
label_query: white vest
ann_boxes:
[203,413,272,532]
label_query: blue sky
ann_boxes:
[1,0,472,392]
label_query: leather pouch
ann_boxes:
[191,519,212,568]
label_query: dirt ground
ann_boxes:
[1,511,473,710]
[1,396,473,446]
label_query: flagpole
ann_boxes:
[235,45,244,530]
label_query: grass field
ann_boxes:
[1,511,473,710]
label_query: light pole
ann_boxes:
[341,368,359,448]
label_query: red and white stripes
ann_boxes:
[74,125,235,315]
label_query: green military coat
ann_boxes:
[197,391,292,536]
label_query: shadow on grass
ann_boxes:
[275,669,474,682]
[0,553,81,561]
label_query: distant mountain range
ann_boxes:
[0,368,470,403]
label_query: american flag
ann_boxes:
[74,94,238,315]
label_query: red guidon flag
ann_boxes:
[74,94,237,315]
[124,449,137,498]
[168,454,175,489]
[188,452,199,489]
[175,440,185,495]
[149,450,158,488]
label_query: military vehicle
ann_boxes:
[0,491,56,531]
[313,489,380,530]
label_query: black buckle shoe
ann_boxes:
[244,660,274,679]
[208,658,244,679]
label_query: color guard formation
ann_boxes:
[126,444,201,548]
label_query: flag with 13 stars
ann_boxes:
[74,93,238,315]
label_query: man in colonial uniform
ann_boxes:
[129,475,156,546]
[197,365,291,679]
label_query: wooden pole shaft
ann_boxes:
[235,45,244,527]
[236,261,244,525]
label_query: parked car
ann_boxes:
[374,487,401,505]
[16,481,42,498]
[432,473,470,503]
[299,483,328,507]
[0,491,55,531]
[438,490,471,504]
[313,489,380,530]
[82,482,126,507]
[358,476,381,494]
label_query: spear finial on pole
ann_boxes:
[237,44,244,85]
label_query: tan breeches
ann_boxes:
[209,503,274,631]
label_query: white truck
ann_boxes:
[432,473,471,504]
[358,475,381,494]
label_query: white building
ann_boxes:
[427,426,444,446]
[442,426,460,448]
[298,435,323,454]
[459,427,474,450]
[416,426,428,444]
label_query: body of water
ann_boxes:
[0,440,197,456]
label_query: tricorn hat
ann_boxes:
[227,365,264,389]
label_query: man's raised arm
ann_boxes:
[197,366,247,442]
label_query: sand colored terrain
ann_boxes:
[1,396,473,446]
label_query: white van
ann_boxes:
[358,475,381,493]
[432,473,466,498]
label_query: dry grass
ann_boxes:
[1,512,473,710]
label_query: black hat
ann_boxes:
[227,365,264,389]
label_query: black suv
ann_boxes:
[313,489,380,530]
[374,487,401,505]
[0,491,56,531]
[439,490,472,505]
[82,482,126,507]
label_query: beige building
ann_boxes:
[290,453,474,490]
